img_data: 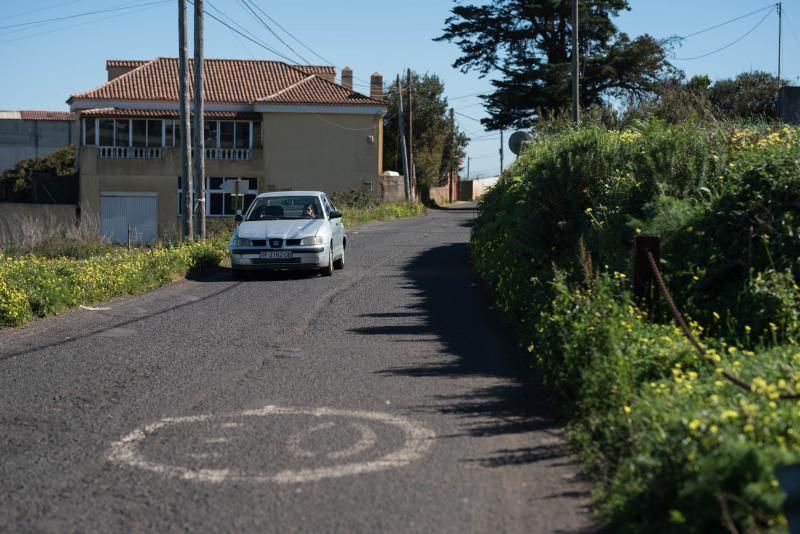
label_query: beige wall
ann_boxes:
[79,146,265,237]
[262,112,381,193]
[78,111,384,238]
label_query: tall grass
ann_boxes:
[0,210,113,258]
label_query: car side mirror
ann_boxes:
[329,210,342,219]
[235,214,243,222]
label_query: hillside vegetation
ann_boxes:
[471,119,800,532]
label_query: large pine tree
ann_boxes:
[436,0,673,129]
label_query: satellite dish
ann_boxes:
[508,131,533,156]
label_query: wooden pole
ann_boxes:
[778,2,783,88]
[179,0,193,240]
[571,0,580,125]
[193,0,206,239]
[397,76,410,200]
[500,130,504,174]
[407,68,414,199]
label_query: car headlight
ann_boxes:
[237,237,253,247]
[299,236,323,246]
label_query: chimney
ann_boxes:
[370,72,383,100]
[106,60,143,81]
[341,67,353,91]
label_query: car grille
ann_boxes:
[252,258,301,265]
[252,239,266,247]
[286,239,301,246]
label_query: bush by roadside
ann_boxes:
[340,201,426,227]
[471,119,800,531]
[0,239,225,329]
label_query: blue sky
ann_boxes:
[1,0,797,178]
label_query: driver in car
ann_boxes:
[303,203,318,218]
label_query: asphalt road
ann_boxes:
[0,204,592,533]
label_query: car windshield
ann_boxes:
[244,196,323,221]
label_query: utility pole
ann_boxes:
[777,2,783,88]
[397,76,410,200]
[467,157,471,180]
[407,68,414,199]
[571,0,580,125]
[499,130,504,174]
[193,0,206,239]
[178,0,193,240]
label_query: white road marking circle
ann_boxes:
[108,405,435,484]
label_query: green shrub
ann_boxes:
[341,201,425,227]
[0,240,226,329]
[470,119,800,531]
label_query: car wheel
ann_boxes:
[333,245,345,270]
[322,247,333,276]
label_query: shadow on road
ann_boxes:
[355,242,583,473]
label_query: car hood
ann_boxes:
[237,219,324,240]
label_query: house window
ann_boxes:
[147,120,163,147]
[199,120,259,149]
[114,119,130,147]
[99,119,114,146]
[83,119,96,146]
[253,122,261,148]
[204,121,218,148]
[219,121,235,148]
[235,122,250,149]
[207,177,258,216]
[132,119,147,147]
[166,120,175,147]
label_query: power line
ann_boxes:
[448,91,488,101]
[675,7,775,61]
[0,1,169,44]
[0,0,88,22]
[454,110,484,123]
[243,0,334,67]
[453,101,485,111]
[205,0,274,52]
[680,3,777,40]
[783,8,800,53]
[238,0,310,64]
[0,0,163,30]
[187,0,298,64]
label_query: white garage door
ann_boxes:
[100,193,158,244]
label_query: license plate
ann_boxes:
[260,250,292,259]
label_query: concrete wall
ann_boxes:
[79,146,265,238]
[262,112,381,193]
[379,175,405,202]
[779,86,800,125]
[0,119,74,172]
[459,176,499,201]
[428,173,458,205]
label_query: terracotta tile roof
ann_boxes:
[80,108,260,120]
[19,111,76,121]
[259,75,384,106]
[295,65,335,78]
[70,58,384,107]
[106,60,148,69]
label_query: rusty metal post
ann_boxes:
[633,235,660,315]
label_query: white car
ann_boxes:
[229,191,345,279]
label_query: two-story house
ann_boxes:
[67,58,386,242]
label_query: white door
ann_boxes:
[100,194,158,244]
